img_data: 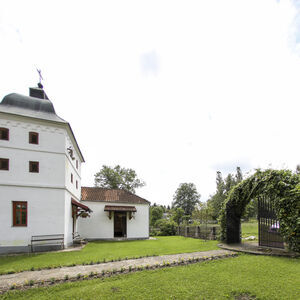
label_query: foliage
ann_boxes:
[150,206,164,226]
[207,168,243,220]
[0,237,218,274]
[154,219,177,236]
[171,207,185,225]
[172,183,200,216]
[94,165,145,193]
[219,169,300,252]
[191,202,212,223]
[4,255,300,300]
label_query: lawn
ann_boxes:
[2,255,299,299]
[241,220,258,241]
[0,237,218,274]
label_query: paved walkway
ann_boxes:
[0,249,234,291]
[218,242,300,257]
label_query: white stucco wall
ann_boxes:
[0,113,84,252]
[64,192,74,246]
[78,202,149,239]
[0,186,65,248]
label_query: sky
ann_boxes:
[0,0,299,206]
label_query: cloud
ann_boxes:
[140,50,159,76]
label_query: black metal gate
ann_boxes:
[258,196,284,249]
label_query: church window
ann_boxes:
[76,160,78,169]
[13,201,27,226]
[29,132,39,144]
[0,128,9,140]
[0,158,9,170]
[76,180,78,189]
[29,161,39,173]
[71,173,73,183]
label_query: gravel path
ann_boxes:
[0,249,235,291]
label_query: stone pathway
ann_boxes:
[0,249,234,291]
[218,243,300,258]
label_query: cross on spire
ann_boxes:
[36,68,44,88]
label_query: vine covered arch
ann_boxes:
[219,169,300,252]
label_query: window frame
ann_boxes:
[13,201,27,227]
[0,158,9,170]
[29,161,39,173]
[0,128,9,141]
[29,132,39,145]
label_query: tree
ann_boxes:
[150,206,164,226]
[94,165,145,194]
[192,202,212,224]
[207,167,244,220]
[235,166,243,183]
[172,183,200,216]
[171,207,185,225]
[296,165,300,175]
[207,171,225,220]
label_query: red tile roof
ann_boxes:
[81,187,150,205]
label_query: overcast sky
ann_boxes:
[1,0,299,205]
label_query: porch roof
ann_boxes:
[104,205,137,212]
[71,198,92,212]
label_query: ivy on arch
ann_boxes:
[219,169,300,252]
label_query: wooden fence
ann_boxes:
[177,225,219,240]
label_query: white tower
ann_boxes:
[0,86,87,253]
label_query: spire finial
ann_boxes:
[36,68,44,89]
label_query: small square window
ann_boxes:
[13,201,27,226]
[29,161,39,173]
[71,173,73,183]
[0,158,9,170]
[0,128,9,140]
[29,132,39,144]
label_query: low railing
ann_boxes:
[177,225,219,240]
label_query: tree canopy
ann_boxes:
[172,183,200,216]
[207,167,244,220]
[94,165,145,194]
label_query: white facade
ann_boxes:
[0,91,84,253]
[78,202,149,240]
[0,89,150,254]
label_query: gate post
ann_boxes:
[226,207,241,244]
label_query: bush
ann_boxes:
[154,219,177,236]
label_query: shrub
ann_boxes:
[154,219,177,236]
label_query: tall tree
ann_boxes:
[150,206,164,226]
[296,165,300,175]
[94,165,145,194]
[171,207,185,225]
[235,166,243,184]
[172,183,200,216]
[207,171,226,220]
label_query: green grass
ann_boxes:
[0,237,218,274]
[2,255,299,299]
[241,220,258,240]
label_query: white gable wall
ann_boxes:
[78,202,149,240]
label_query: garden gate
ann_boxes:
[258,196,284,249]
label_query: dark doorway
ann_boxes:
[114,212,127,237]
[258,196,284,249]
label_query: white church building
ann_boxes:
[0,86,149,254]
